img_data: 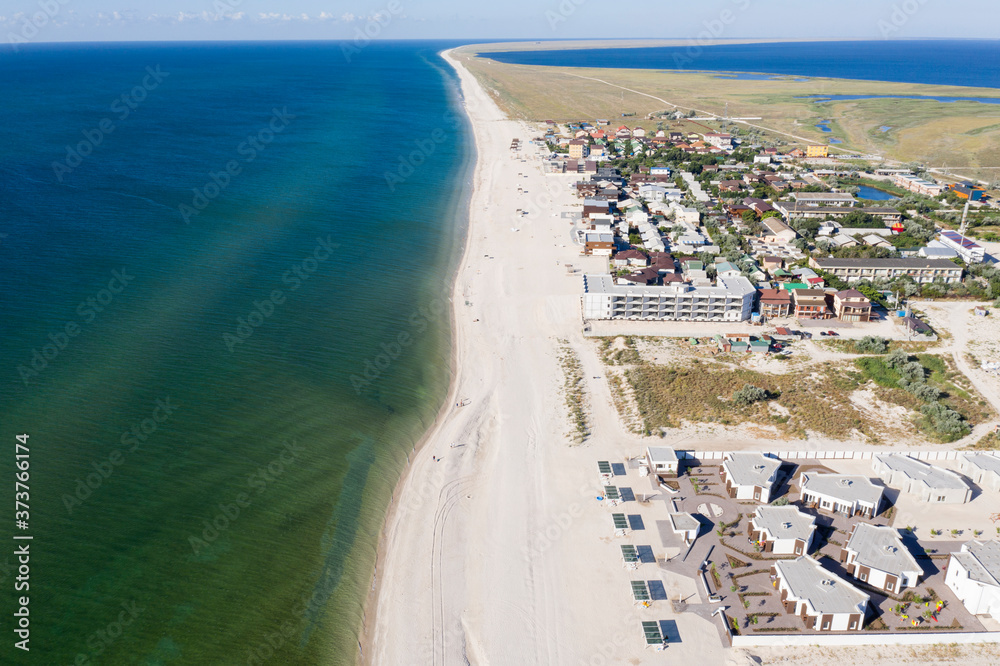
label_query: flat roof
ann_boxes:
[963,453,1000,476]
[723,452,780,488]
[753,506,816,542]
[813,258,961,270]
[846,524,921,576]
[800,473,884,506]
[775,556,869,615]
[875,454,969,491]
[956,540,1000,587]
[583,274,756,299]
[792,192,856,201]
[647,446,678,463]
[669,512,700,532]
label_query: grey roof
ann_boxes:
[723,453,780,488]
[953,540,1000,587]
[874,454,969,491]
[669,512,700,532]
[846,523,921,576]
[585,233,614,243]
[963,453,1000,476]
[799,473,883,506]
[752,506,816,542]
[582,273,755,299]
[647,446,678,463]
[792,192,857,203]
[813,258,962,270]
[775,556,869,615]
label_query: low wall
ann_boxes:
[679,450,998,463]
[732,631,1000,647]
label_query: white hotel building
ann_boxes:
[582,274,755,322]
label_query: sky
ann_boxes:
[2,0,998,44]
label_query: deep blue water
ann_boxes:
[0,41,472,664]
[802,94,1000,105]
[857,185,899,201]
[486,40,1000,88]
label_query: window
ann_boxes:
[886,582,894,592]
[822,619,831,630]
[860,573,867,582]
[849,619,858,630]
[937,496,945,502]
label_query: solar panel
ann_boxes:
[604,486,620,500]
[612,513,629,530]
[598,461,612,474]
[642,621,663,644]
[621,545,639,562]
[631,580,650,601]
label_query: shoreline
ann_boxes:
[357,46,477,664]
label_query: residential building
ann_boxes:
[792,289,831,319]
[749,506,816,556]
[945,540,1000,620]
[840,524,922,593]
[810,258,963,284]
[758,289,793,318]
[833,289,872,323]
[792,192,856,206]
[762,217,798,244]
[872,454,971,504]
[582,274,756,322]
[584,233,614,256]
[775,203,902,225]
[938,231,985,264]
[799,473,884,518]
[617,268,660,285]
[918,241,959,260]
[772,556,869,631]
[721,452,781,503]
[893,174,946,196]
[645,446,679,478]
[568,139,590,160]
[719,180,745,192]
[612,249,649,269]
[959,453,1000,492]
[704,132,733,150]
[806,145,830,158]
[715,261,742,278]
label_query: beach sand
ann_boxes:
[361,49,1000,666]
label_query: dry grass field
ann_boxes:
[453,46,1000,179]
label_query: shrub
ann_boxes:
[886,349,910,369]
[899,361,926,383]
[855,336,889,354]
[921,402,970,440]
[772,496,789,506]
[733,384,769,407]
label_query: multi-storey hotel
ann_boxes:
[582,274,755,321]
[810,257,963,284]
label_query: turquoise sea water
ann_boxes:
[0,41,472,664]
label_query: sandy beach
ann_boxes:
[362,48,1000,666]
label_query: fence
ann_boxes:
[732,631,1000,648]
[678,450,995,463]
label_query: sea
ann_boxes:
[486,40,1000,89]
[0,41,472,664]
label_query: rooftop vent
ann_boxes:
[782,522,793,529]
[820,579,835,587]
[839,479,853,487]
[884,545,897,554]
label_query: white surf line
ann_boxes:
[561,71,860,155]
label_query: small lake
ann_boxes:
[816,122,832,133]
[857,185,899,201]
[800,94,1000,105]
